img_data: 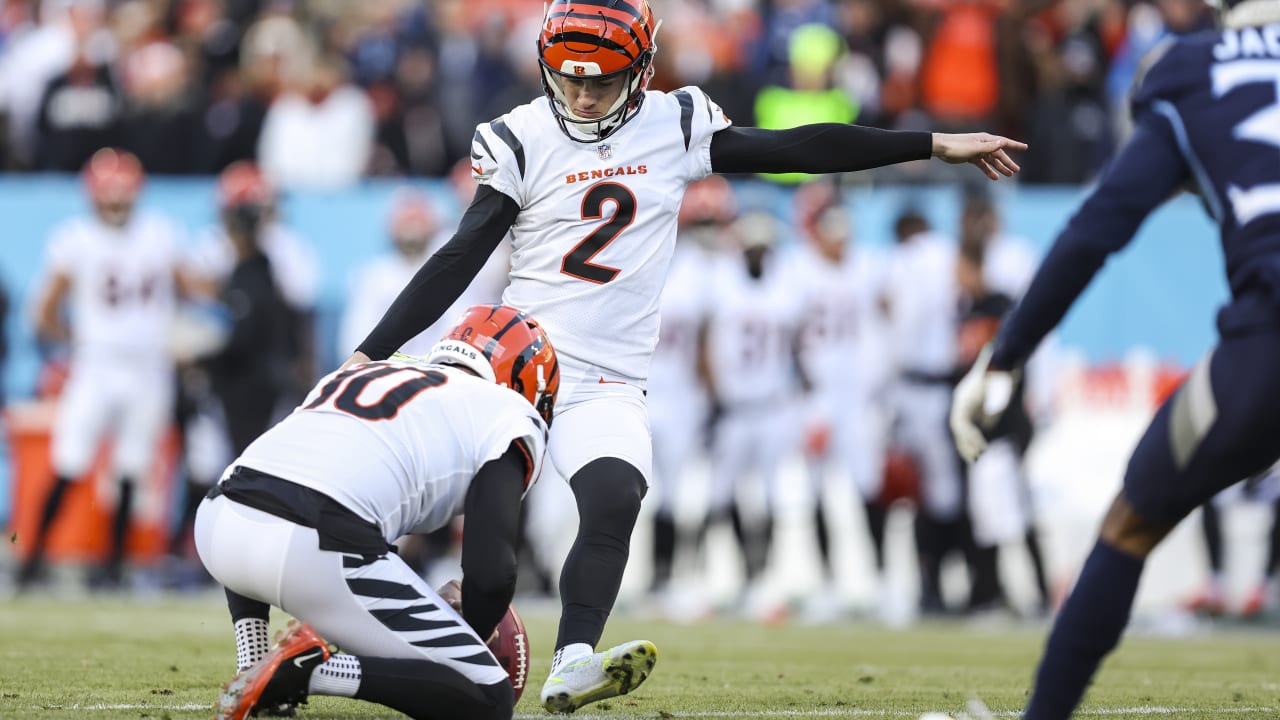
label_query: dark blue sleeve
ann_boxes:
[989,115,1191,370]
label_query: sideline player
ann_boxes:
[951,1,1280,716]
[344,1,1025,712]
[18,148,196,590]
[646,176,729,603]
[197,305,558,720]
[699,211,803,617]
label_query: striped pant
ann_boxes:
[195,495,507,686]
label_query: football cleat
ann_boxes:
[214,620,330,720]
[541,640,657,714]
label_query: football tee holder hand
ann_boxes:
[949,344,1018,463]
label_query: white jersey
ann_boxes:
[885,231,957,376]
[471,87,731,384]
[704,251,803,409]
[231,361,547,543]
[984,233,1037,299]
[43,212,183,363]
[648,241,712,399]
[790,244,893,405]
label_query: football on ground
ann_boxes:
[489,604,530,702]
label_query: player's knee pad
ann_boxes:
[570,457,646,538]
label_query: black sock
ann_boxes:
[28,475,74,561]
[814,504,832,574]
[968,545,1001,609]
[1201,502,1223,574]
[651,512,676,591]
[915,513,944,612]
[555,458,645,649]
[355,657,512,720]
[1266,500,1280,579]
[1024,541,1143,720]
[863,501,887,572]
[226,588,271,623]
[107,477,136,575]
[1025,527,1050,608]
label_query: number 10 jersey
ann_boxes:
[230,361,547,543]
[471,88,731,385]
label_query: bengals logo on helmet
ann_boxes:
[427,305,560,427]
[537,0,660,142]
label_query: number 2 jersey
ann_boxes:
[229,361,547,543]
[470,87,731,385]
[992,21,1280,368]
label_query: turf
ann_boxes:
[2,595,1278,719]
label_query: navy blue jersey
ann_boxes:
[992,23,1280,369]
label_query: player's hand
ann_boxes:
[436,579,498,644]
[949,345,1017,463]
[340,351,372,370]
[437,578,464,613]
[931,133,1027,180]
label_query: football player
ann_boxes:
[700,212,805,619]
[951,1,1280,716]
[884,210,965,615]
[18,148,197,590]
[197,305,557,720]
[646,176,730,603]
[343,1,1025,711]
[789,182,895,621]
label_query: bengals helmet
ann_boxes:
[427,305,560,426]
[537,0,660,142]
[83,148,144,227]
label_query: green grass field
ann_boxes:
[2,595,1278,719]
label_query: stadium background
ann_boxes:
[0,0,1265,628]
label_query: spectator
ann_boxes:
[119,40,204,173]
[33,50,123,170]
[258,52,373,189]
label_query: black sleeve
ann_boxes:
[459,441,530,641]
[709,125,932,175]
[356,185,518,360]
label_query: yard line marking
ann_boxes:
[42,705,1280,717]
[64,704,212,711]
[509,708,1279,719]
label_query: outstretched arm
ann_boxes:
[709,125,1026,180]
[347,185,518,366]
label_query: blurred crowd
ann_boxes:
[0,0,1215,187]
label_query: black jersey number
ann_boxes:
[561,182,636,284]
[304,363,448,420]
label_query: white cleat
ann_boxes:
[540,640,658,714]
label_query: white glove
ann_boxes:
[949,345,1017,463]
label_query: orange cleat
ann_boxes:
[1240,583,1271,620]
[214,620,331,720]
[1184,585,1226,617]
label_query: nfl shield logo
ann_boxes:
[597,143,612,160]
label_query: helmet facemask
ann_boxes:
[537,1,660,143]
